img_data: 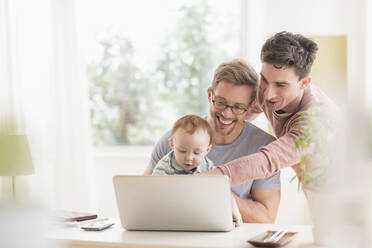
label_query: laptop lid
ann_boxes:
[113,175,233,232]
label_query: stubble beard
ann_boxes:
[213,114,235,137]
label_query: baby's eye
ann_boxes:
[194,152,201,155]
[276,83,286,87]
[178,149,187,154]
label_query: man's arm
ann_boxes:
[217,114,309,186]
[232,188,280,223]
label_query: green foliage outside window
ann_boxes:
[156,1,213,116]
[87,35,165,145]
[87,1,232,146]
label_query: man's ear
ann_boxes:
[168,137,174,150]
[243,100,256,120]
[300,76,311,89]
[207,87,212,102]
[250,99,256,109]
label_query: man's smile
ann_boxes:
[216,115,235,127]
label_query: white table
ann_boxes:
[47,219,316,248]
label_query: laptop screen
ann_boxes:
[113,175,233,232]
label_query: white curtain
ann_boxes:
[366,0,372,107]
[0,0,16,198]
[0,0,29,198]
[0,0,94,211]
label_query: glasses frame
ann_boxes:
[210,90,251,115]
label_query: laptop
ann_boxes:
[113,175,234,232]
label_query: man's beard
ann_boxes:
[213,114,236,137]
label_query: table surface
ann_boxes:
[47,219,317,248]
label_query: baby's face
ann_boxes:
[170,129,212,171]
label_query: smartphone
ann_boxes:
[80,221,114,231]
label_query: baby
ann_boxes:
[152,114,214,175]
[151,114,242,226]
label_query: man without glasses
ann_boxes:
[144,59,281,223]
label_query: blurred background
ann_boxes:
[1,0,371,228]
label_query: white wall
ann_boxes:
[93,148,151,218]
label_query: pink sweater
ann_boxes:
[218,84,336,186]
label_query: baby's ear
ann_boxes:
[168,137,174,149]
[206,144,212,153]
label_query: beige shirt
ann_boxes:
[218,84,336,186]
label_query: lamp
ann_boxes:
[0,134,34,200]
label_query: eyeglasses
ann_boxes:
[211,91,250,115]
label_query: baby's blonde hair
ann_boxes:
[171,115,213,145]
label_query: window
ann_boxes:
[76,0,240,146]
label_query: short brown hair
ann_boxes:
[261,31,318,79]
[211,59,258,105]
[171,114,213,145]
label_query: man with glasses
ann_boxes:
[144,59,281,223]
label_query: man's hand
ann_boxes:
[231,194,242,227]
[199,169,241,226]
[143,169,153,175]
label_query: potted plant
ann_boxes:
[294,106,372,247]
[292,106,333,192]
